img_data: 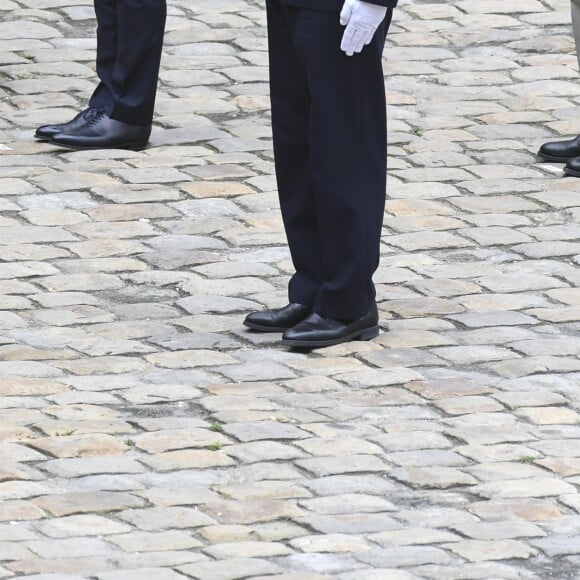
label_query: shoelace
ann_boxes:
[85,108,106,127]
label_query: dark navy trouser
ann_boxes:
[90,0,167,126]
[267,0,392,319]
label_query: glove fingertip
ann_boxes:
[340,2,353,26]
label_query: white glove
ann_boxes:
[340,0,388,56]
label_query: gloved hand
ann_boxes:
[340,0,388,56]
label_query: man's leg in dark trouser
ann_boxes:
[91,0,167,126]
[294,8,390,320]
[537,0,580,171]
[564,0,580,176]
[267,0,325,309]
[89,0,118,114]
[572,0,580,69]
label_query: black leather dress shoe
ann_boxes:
[35,107,98,141]
[564,156,580,178]
[282,303,379,348]
[50,110,151,151]
[244,303,310,332]
[537,135,580,162]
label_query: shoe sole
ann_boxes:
[243,321,289,333]
[282,325,380,349]
[536,152,571,163]
[49,139,149,152]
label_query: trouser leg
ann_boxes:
[90,0,118,111]
[90,0,167,126]
[278,5,391,320]
[572,0,580,70]
[267,0,325,308]
[310,12,389,319]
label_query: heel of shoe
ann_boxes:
[358,326,379,341]
[127,139,149,151]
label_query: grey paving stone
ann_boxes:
[370,528,460,547]
[414,562,537,580]
[356,546,454,568]
[396,508,478,529]
[33,492,144,517]
[178,558,283,580]
[223,421,309,443]
[448,311,539,327]
[385,450,468,467]
[300,514,402,535]
[97,569,188,580]
[338,569,421,580]
[275,553,365,575]
[446,539,536,562]
[473,477,577,499]
[390,467,477,489]
[359,349,445,369]
[451,521,546,541]
[299,494,396,515]
[1,1,580,578]
[304,475,395,497]
[296,455,389,477]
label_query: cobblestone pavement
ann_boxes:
[0,0,580,578]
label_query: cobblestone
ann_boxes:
[0,0,578,577]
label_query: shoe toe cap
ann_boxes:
[35,125,59,139]
[539,142,563,158]
[539,137,580,160]
[244,312,265,325]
